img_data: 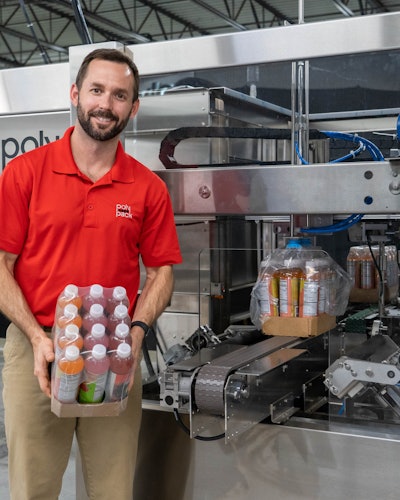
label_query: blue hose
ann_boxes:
[299,130,384,234]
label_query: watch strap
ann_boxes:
[131,320,150,335]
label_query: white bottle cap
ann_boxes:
[116,343,131,359]
[64,304,78,318]
[114,304,128,319]
[64,284,79,299]
[65,324,80,341]
[90,284,104,298]
[92,344,107,360]
[90,303,104,318]
[113,286,127,300]
[91,323,106,338]
[65,324,80,336]
[65,345,80,361]
[115,323,130,339]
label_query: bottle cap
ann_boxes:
[90,284,104,298]
[91,323,106,338]
[65,324,80,336]
[64,303,78,318]
[115,323,130,339]
[90,303,104,318]
[113,286,127,300]
[65,345,80,361]
[116,343,131,359]
[64,284,79,299]
[114,304,128,319]
[65,324,80,340]
[92,344,107,360]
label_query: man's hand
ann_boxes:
[31,334,55,398]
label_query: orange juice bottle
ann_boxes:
[56,284,82,314]
[258,262,279,321]
[57,324,84,357]
[299,261,319,317]
[347,247,361,289]
[53,345,84,403]
[277,259,305,317]
[56,304,83,333]
[360,248,375,290]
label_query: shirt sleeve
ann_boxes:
[138,176,182,268]
[0,158,32,255]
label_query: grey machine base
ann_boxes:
[132,409,400,500]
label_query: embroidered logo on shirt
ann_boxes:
[115,203,133,219]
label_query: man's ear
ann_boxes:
[70,83,79,107]
[130,99,140,118]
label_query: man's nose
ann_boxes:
[98,92,112,109]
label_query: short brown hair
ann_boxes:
[75,48,140,102]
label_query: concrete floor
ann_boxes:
[0,338,77,499]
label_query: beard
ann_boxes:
[76,101,132,141]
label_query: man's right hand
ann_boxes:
[31,333,55,398]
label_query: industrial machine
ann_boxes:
[3,10,400,500]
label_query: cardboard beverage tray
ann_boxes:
[51,394,128,418]
[262,314,336,337]
[349,285,398,304]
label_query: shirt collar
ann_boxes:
[52,126,135,184]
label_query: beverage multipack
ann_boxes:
[250,248,352,337]
[51,283,133,417]
[346,245,399,303]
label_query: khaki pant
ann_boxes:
[2,323,142,500]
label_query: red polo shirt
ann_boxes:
[0,127,182,326]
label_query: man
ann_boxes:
[0,48,182,499]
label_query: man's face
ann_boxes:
[72,59,138,141]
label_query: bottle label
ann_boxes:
[54,366,81,403]
[259,275,279,318]
[105,372,130,401]
[78,372,108,404]
[300,280,319,317]
[279,277,300,317]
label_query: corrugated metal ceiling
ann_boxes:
[0,0,400,69]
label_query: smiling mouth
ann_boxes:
[90,112,117,123]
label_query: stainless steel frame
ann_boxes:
[157,161,400,216]
[130,12,400,75]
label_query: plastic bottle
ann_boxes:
[56,304,82,335]
[107,304,131,335]
[57,323,84,357]
[56,284,82,314]
[258,261,279,322]
[360,249,375,290]
[78,344,110,404]
[299,261,319,317]
[312,258,329,314]
[347,247,361,288]
[82,284,107,313]
[277,259,305,317]
[105,343,134,402]
[108,322,132,351]
[83,323,109,351]
[53,345,84,403]
[105,286,129,316]
[82,303,107,335]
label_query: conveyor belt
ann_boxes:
[194,336,298,414]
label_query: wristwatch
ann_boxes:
[131,320,150,335]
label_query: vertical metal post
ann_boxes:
[290,0,309,237]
